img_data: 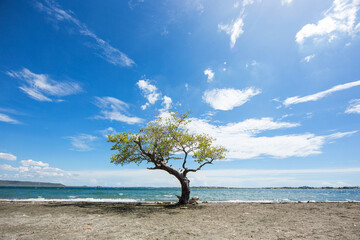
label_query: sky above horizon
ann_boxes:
[1,0,360,187]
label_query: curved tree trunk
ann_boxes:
[178,176,190,205]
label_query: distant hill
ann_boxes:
[0,180,66,187]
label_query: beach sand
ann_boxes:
[0,201,359,239]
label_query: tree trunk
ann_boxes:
[178,176,190,205]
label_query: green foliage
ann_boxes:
[107,111,227,171]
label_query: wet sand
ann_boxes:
[0,201,359,239]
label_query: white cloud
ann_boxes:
[7,68,82,102]
[243,0,255,8]
[161,96,172,111]
[0,159,71,178]
[0,153,17,161]
[345,99,360,113]
[128,0,144,10]
[35,0,134,67]
[68,167,360,187]
[283,80,360,106]
[204,68,215,82]
[296,0,360,44]
[218,17,244,48]
[137,79,161,110]
[245,60,257,68]
[66,134,98,151]
[185,117,356,159]
[218,0,257,48]
[203,87,261,110]
[0,113,20,124]
[94,96,143,124]
[303,54,315,62]
[281,0,293,6]
[99,127,117,137]
[185,83,189,91]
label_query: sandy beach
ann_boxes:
[0,202,359,239]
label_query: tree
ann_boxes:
[107,111,227,205]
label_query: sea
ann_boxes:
[1,187,360,203]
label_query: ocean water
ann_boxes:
[0,187,359,203]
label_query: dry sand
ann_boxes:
[0,201,359,239]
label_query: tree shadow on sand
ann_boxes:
[44,202,204,217]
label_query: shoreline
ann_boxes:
[1,201,359,239]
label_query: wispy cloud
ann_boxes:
[94,96,143,124]
[0,153,17,161]
[65,134,98,151]
[35,0,134,67]
[283,80,360,106]
[245,60,257,68]
[128,0,144,10]
[203,87,261,110]
[218,0,256,48]
[0,113,20,124]
[7,68,82,102]
[204,68,215,82]
[184,116,357,159]
[137,79,161,110]
[296,0,360,44]
[345,99,360,114]
[99,127,117,137]
[281,0,293,6]
[303,54,315,62]
[218,17,244,48]
[0,159,71,178]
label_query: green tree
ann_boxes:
[107,111,227,205]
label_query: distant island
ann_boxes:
[0,180,65,187]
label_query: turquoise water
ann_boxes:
[1,187,359,203]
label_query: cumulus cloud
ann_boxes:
[203,87,261,110]
[185,116,356,159]
[94,96,143,124]
[0,153,17,161]
[283,80,360,106]
[204,68,215,82]
[137,79,161,110]
[0,159,71,178]
[161,96,172,111]
[65,134,98,151]
[35,0,134,67]
[345,99,360,113]
[0,113,20,124]
[7,68,82,102]
[296,0,360,44]
[303,54,315,62]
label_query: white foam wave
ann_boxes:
[0,198,138,203]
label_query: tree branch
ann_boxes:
[184,159,214,175]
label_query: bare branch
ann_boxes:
[184,159,214,175]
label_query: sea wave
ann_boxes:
[0,197,138,202]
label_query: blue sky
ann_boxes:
[1,0,360,187]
